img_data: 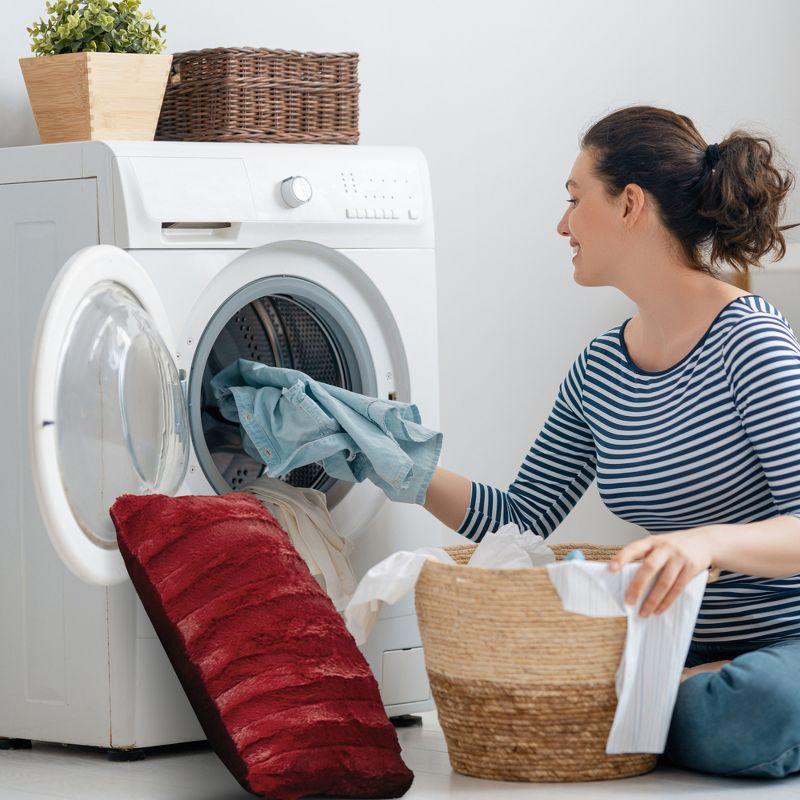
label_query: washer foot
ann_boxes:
[107,747,147,762]
[389,714,423,728]
[0,738,32,750]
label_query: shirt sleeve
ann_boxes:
[722,311,800,523]
[456,344,598,541]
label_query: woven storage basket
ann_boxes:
[155,47,359,143]
[415,542,658,782]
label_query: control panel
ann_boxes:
[339,166,421,222]
[121,144,429,235]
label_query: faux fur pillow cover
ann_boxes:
[109,492,413,799]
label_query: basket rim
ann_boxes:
[421,558,616,577]
[168,46,359,59]
[430,541,622,575]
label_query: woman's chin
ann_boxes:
[572,262,588,285]
[572,262,600,286]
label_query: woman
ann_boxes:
[422,105,800,778]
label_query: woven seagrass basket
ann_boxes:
[155,47,359,143]
[414,542,658,782]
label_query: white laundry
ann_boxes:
[242,476,357,612]
[544,561,707,754]
[345,548,456,645]
[467,524,556,568]
[344,523,554,645]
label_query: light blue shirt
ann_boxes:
[210,359,442,504]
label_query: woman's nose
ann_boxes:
[556,209,570,237]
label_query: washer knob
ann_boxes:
[280,176,313,208]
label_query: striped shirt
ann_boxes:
[457,294,800,643]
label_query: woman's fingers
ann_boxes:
[623,548,670,607]
[608,537,654,572]
[639,559,684,616]
[651,566,693,616]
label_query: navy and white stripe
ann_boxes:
[457,295,800,643]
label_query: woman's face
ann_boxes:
[556,148,632,287]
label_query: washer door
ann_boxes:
[30,245,189,586]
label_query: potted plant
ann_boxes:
[20,0,171,143]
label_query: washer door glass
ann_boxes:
[56,281,189,546]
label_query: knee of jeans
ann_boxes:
[699,657,800,731]
[668,656,800,776]
[713,650,800,721]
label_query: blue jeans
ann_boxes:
[662,638,800,778]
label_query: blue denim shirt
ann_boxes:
[210,359,442,504]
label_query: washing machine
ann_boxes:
[0,140,441,752]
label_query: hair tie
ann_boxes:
[705,143,721,169]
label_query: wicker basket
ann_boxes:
[155,47,359,143]
[414,542,658,782]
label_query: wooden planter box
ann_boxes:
[19,52,172,143]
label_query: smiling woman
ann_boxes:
[418,104,800,779]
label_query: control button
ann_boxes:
[346,208,356,218]
[365,208,375,219]
[391,209,399,219]
[380,209,390,219]
[408,208,419,220]
[356,208,365,219]
[279,175,313,208]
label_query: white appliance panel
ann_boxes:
[0,178,112,745]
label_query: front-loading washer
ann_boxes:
[0,141,441,751]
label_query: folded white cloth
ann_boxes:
[242,476,357,611]
[545,561,707,754]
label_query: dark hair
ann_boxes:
[580,105,798,276]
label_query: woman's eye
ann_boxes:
[567,198,577,205]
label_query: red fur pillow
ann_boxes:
[109,492,413,800]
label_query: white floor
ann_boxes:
[1,710,798,799]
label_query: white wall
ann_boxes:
[3,0,799,545]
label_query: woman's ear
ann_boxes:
[621,182,647,228]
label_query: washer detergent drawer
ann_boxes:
[380,647,431,706]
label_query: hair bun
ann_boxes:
[705,143,721,169]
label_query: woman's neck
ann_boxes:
[621,270,751,368]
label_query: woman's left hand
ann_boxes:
[608,527,718,616]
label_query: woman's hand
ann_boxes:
[608,527,718,616]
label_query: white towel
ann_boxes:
[242,477,357,611]
[545,561,707,754]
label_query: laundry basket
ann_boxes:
[414,542,658,782]
[155,47,359,143]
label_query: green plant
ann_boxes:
[27,0,166,56]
